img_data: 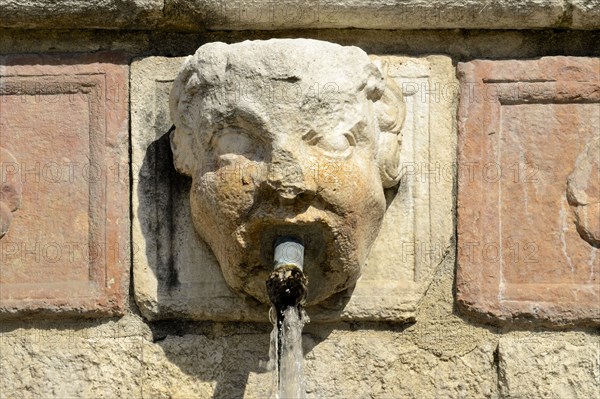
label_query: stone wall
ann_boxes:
[1,1,599,30]
[1,1,599,398]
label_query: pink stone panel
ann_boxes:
[456,57,600,326]
[0,53,129,318]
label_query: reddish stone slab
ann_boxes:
[456,57,600,327]
[0,53,129,318]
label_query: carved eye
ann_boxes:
[303,130,356,156]
[213,128,261,159]
[327,134,353,152]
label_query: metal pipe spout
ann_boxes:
[266,237,307,310]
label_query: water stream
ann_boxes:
[266,238,309,398]
[269,306,309,399]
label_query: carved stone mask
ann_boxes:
[170,39,404,305]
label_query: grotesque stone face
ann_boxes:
[170,39,404,305]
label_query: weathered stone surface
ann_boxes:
[572,0,600,29]
[0,147,22,238]
[170,40,405,307]
[0,321,498,399]
[144,327,498,399]
[1,30,597,63]
[303,335,497,399]
[0,53,130,318]
[0,249,595,399]
[1,0,598,30]
[164,0,567,30]
[0,0,163,30]
[131,56,255,321]
[0,315,150,398]
[132,49,456,322]
[456,57,600,326]
[567,138,600,247]
[498,334,600,398]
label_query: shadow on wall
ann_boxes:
[136,129,269,398]
[148,323,273,398]
[138,128,186,293]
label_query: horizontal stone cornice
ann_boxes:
[0,1,598,31]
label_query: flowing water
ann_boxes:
[269,306,309,399]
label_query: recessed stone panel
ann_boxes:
[132,54,456,322]
[456,57,600,326]
[0,53,129,318]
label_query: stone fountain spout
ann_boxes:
[266,237,307,313]
[266,237,309,399]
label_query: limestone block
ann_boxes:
[1,320,497,399]
[132,48,456,322]
[303,335,497,398]
[498,334,600,398]
[141,332,272,398]
[2,1,597,30]
[571,0,600,29]
[0,315,150,398]
[456,57,600,327]
[0,0,163,29]
[163,0,567,30]
[140,330,497,398]
[0,53,130,318]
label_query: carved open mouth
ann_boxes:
[238,219,332,273]
[258,222,329,269]
[233,211,350,304]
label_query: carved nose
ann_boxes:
[266,162,316,205]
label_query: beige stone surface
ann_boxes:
[0,253,497,399]
[303,336,497,398]
[0,315,151,398]
[456,56,600,327]
[142,328,498,399]
[0,52,130,318]
[0,0,163,29]
[1,246,598,398]
[1,0,598,30]
[164,0,568,30]
[132,50,456,322]
[169,40,405,307]
[0,325,498,399]
[498,333,600,398]
[572,0,600,29]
